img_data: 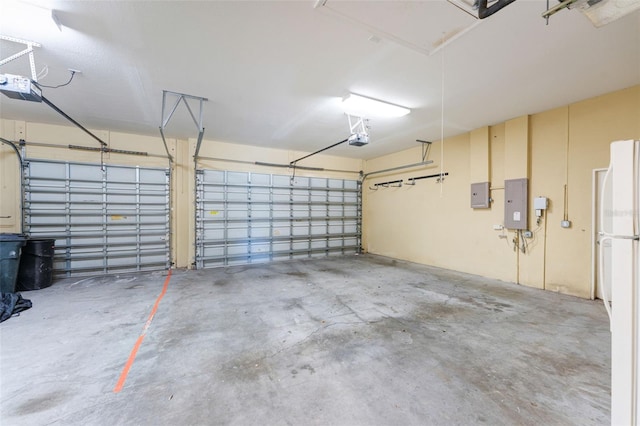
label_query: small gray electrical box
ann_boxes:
[504,178,528,230]
[534,197,548,210]
[470,182,490,209]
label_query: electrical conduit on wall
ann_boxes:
[504,116,530,285]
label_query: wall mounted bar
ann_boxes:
[407,172,449,184]
[370,179,403,190]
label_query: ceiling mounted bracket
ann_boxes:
[541,0,580,21]
[0,35,41,81]
[416,139,433,162]
[159,90,208,163]
[346,114,370,146]
[476,0,517,19]
[347,114,368,136]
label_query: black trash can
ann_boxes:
[17,239,55,291]
[0,234,27,293]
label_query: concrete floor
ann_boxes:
[1,254,610,425]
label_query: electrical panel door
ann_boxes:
[471,182,490,208]
[504,178,528,230]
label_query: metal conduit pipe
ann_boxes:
[0,137,25,234]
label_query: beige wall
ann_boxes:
[363,85,640,298]
[2,85,638,296]
[0,119,362,269]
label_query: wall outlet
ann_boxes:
[523,230,533,238]
[561,220,571,228]
[493,224,504,230]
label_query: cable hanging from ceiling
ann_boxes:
[440,31,446,197]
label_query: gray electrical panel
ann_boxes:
[504,178,528,230]
[470,182,490,209]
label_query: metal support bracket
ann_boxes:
[0,35,41,81]
[347,114,369,138]
[416,139,432,162]
[542,0,580,21]
[159,90,208,163]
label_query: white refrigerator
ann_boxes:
[600,139,640,425]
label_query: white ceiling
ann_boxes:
[0,0,639,160]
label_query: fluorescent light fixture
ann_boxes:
[3,2,63,35]
[341,93,410,118]
[51,10,63,31]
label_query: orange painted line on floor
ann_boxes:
[113,269,172,393]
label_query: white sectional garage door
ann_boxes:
[195,170,361,268]
[24,159,171,277]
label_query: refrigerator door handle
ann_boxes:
[599,232,640,240]
[599,161,614,330]
[600,161,614,235]
[599,235,614,330]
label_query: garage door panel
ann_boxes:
[227,227,248,239]
[251,227,270,238]
[203,229,224,241]
[196,169,361,268]
[227,172,248,184]
[310,225,326,235]
[272,208,290,218]
[272,175,289,186]
[273,227,291,237]
[107,194,136,204]
[70,163,102,178]
[228,208,248,219]
[292,209,308,218]
[292,177,309,187]
[227,190,248,202]
[251,209,270,219]
[30,191,66,203]
[24,159,170,277]
[29,162,65,179]
[252,193,270,203]
[250,242,270,252]
[228,244,249,256]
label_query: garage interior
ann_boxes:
[0,0,639,424]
